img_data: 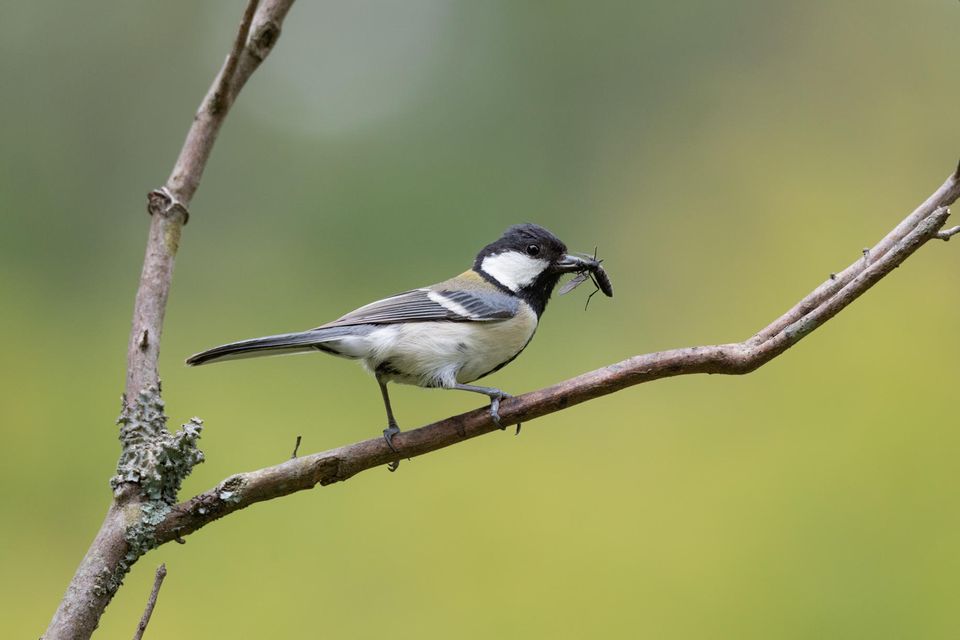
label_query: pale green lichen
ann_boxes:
[91,502,176,604]
[111,387,204,503]
[96,387,205,601]
[124,506,166,560]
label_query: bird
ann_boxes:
[186,223,611,470]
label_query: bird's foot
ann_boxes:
[452,383,522,436]
[383,424,401,452]
[383,423,401,472]
[488,391,522,435]
[489,392,510,430]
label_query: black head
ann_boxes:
[473,224,594,316]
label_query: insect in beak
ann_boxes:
[557,248,614,309]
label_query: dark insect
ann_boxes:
[558,248,614,310]
[592,264,614,297]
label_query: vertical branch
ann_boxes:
[43,2,297,639]
[125,0,297,399]
[125,200,184,398]
[126,0,295,399]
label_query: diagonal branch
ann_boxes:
[153,169,960,545]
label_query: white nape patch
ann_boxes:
[480,251,549,292]
[427,290,472,318]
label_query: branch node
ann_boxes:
[217,475,246,504]
[319,457,348,486]
[249,20,282,61]
[147,187,190,225]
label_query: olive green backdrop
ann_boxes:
[3,1,959,638]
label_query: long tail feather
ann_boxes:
[186,327,356,366]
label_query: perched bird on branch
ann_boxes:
[187,224,611,470]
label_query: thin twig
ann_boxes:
[935,225,960,240]
[152,175,960,544]
[290,435,302,459]
[132,564,168,640]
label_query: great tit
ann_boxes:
[186,223,610,469]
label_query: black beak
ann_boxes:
[551,253,597,274]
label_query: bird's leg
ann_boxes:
[451,384,521,434]
[378,377,401,472]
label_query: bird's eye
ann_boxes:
[526,244,541,256]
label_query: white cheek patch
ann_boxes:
[480,251,549,292]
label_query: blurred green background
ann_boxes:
[3,1,959,638]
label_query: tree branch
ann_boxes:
[43,2,297,639]
[40,0,960,635]
[129,0,295,398]
[132,564,167,640]
[153,170,960,545]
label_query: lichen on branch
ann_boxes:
[112,387,205,504]
[96,388,205,601]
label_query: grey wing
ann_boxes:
[318,288,518,328]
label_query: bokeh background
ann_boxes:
[3,1,959,637]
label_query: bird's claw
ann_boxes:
[490,392,521,434]
[490,392,509,430]
[383,424,401,471]
[383,424,400,452]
